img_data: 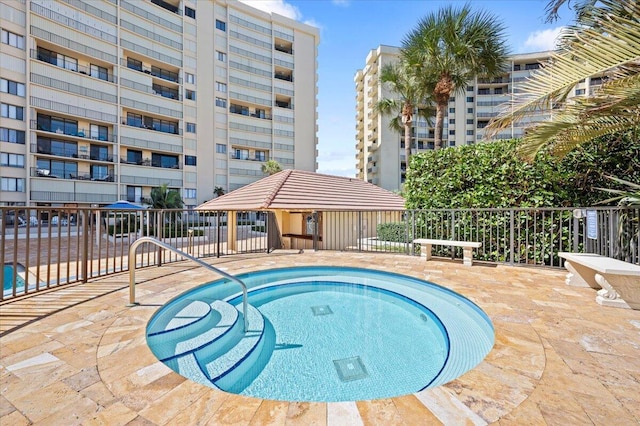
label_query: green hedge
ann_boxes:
[377,222,410,243]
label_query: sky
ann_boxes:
[239,0,574,177]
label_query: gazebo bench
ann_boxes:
[413,239,482,266]
[559,252,640,310]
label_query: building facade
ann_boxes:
[355,46,603,192]
[0,0,319,210]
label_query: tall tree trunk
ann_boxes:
[404,121,412,168]
[434,101,446,150]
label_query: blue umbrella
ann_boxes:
[103,200,146,210]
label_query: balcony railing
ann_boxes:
[120,157,182,169]
[230,154,268,162]
[121,119,181,135]
[122,58,181,84]
[229,106,272,120]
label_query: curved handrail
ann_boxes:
[128,237,248,332]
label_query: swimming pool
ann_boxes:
[146,266,494,402]
[3,264,26,295]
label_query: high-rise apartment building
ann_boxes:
[0,0,319,210]
[355,45,603,192]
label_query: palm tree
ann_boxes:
[150,183,184,210]
[487,0,640,160]
[375,59,433,165]
[402,4,509,149]
[213,186,225,197]
[261,159,282,175]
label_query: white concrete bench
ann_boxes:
[413,239,482,266]
[559,252,640,310]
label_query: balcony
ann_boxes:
[31,121,115,142]
[31,167,116,182]
[119,157,182,169]
[125,58,180,84]
[229,105,272,120]
[32,49,115,83]
[122,117,180,135]
[274,71,293,82]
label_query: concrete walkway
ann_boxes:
[1,251,639,425]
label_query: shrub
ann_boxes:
[377,222,410,243]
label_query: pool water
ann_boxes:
[3,265,25,294]
[147,266,494,402]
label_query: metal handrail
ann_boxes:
[128,237,249,332]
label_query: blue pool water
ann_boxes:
[146,266,494,402]
[3,265,25,294]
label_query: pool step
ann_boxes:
[148,300,239,361]
[194,304,265,383]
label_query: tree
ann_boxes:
[261,159,282,175]
[375,60,433,165]
[150,183,184,209]
[487,0,640,160]
[402,4,509,149]
[214,186,225,197]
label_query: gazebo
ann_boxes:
[196,169,406,250]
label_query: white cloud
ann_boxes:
[523,27,564,52]
[332,0,350,7]
[238,0,302,20]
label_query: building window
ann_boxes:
[255,151,266,161]
[215,20,226,31]
[467,85,474,91]
[185,73,195,84]
[37,159,78,179]
[215,97,227,107]
[494,88,503,95]
[185,6,196,18]
[466,97,474,103]
[185,90,196,100]
[0,128,25,144]
[467,140,474,145]
[90,64,109,81]
[216,144,227,154]
[0,152,24,168]
[216,82,227,93]
[127,57,143,72]
[448,107,455,113]
[37,114,78,135]
[1,29,25,49]
[466,129,474,135]
[467,107,474,114]
[184,188,197,198]
[234,149,249,160]
[1,177,25,192]
[449,141,456,147]
[449,118,455,124]
[37,47,77,71]
[127,149,143,164]
[91,165,109,180]
[513,64,521,71]
[1,104,24,120]
[449,130,455,135]
[478,88,490,95]
[186,122,196,133]
[217,51,227,62]
[185,155,197,166]
[90,124,108,141]
[466,119,474,124]
[1,79,25,96]
[37,137,78,157]
[152,153,178,169]
[126,186,142,203]
[126,112,143,128]
[575,88,585,95]
[525,63,540,70]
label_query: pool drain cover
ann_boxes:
[311,305,333,316]
[333,356,368,382]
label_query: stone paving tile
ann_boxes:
[1,251,639,425]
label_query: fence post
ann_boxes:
[157,210,163,266]
[81,209,89,282]
[357,211,362,251]
[509,209,515,265]
[312,211,319,251]
[216,211,221,258]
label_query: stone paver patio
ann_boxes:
[1,251,639,425]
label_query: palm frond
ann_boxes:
[488,2,640,137]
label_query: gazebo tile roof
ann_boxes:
[196,170,405,211]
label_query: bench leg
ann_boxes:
[462,247,473,266]
[595,274,631,309]
[563,261,600,289]
[420,244,432,261]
